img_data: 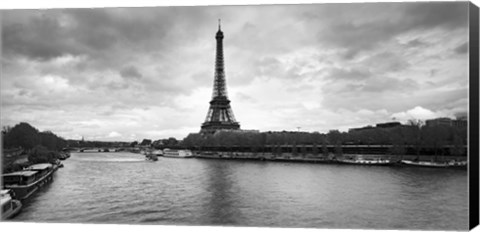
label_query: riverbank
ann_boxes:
[48,148,468,168]
[2,146,70,174]
[193,150,467,167]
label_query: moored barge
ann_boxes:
[2,163,56,200]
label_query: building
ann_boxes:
[425,117,467,127]
[348,121,402,132]
[213,129,260,135]
[452,119,468,127]
[425,117,452,126]
[375,122,401,128]
[200,20,241,134]
[348,125,374,132]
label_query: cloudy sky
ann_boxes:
[1,2,470,141]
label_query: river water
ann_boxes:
[12,152,468,230]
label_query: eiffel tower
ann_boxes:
[200,20,240,134]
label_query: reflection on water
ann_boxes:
[12,152,468,230]
[202,160,242,225]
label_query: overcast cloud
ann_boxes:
[1,2,469,141]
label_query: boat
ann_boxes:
[151,149,164,156]
[53,159,63,170]
[194,152,218,158]
[146,154,158,161]
[1,189,22,220]
[337,158,393,165]
[401,160,467,168]
[449,160,468,168]
[163,149,194,158]
[144,150,159,161]
[2,163,56,200]
[58,151,70,160]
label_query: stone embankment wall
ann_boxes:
[194,150,467,163]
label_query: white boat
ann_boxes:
[337,158,393,165]
[144,151,159,161]
[1,189,22,220]
[151,149,164,156]
[163,149,194,158]
[401,160,467,168]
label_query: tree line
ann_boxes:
[67,139,130,148]
[181,121,467,156]
[2,122,68,173]
[2,122,67,151]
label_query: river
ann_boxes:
[12,152,468,230]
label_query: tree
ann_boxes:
[165,137,178,146]
[3,122,40,150]
[389,127,406,158]
[405,120,424,157]
[140,139,152,146]
[422,125,449,158]
[181,133,204,148]
[312,143,319,156]
[327,130,343,156]
[292,142,297,156]
[2,126,12,135]
[451,133,466,156]
[300,144,307,155]
[327,130,343,145]
[28,145,58,164]
[40,131,62,151]
[407,119,425,128]
[322,139,329,157]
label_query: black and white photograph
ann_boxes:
[1,1,479,231]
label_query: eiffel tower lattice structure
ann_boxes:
[200,20,240,134]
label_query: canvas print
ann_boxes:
[1,2,477,231]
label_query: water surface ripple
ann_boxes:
[12,152,468,230]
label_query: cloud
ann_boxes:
[361,77,418,93]
[391,106,439,122]
[454,42,468,54]
[325,67,371,81]
[404,2,468,30]
[107,131,122,138]
[0,3,469,141]
[364,52,410,73]
[406,38,427,48]
[309,2,468,58]
[120,66,143,79]
[2,13,76,60]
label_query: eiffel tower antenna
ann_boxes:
[200,20,240,134]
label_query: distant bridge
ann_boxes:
[63,147,126,153]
